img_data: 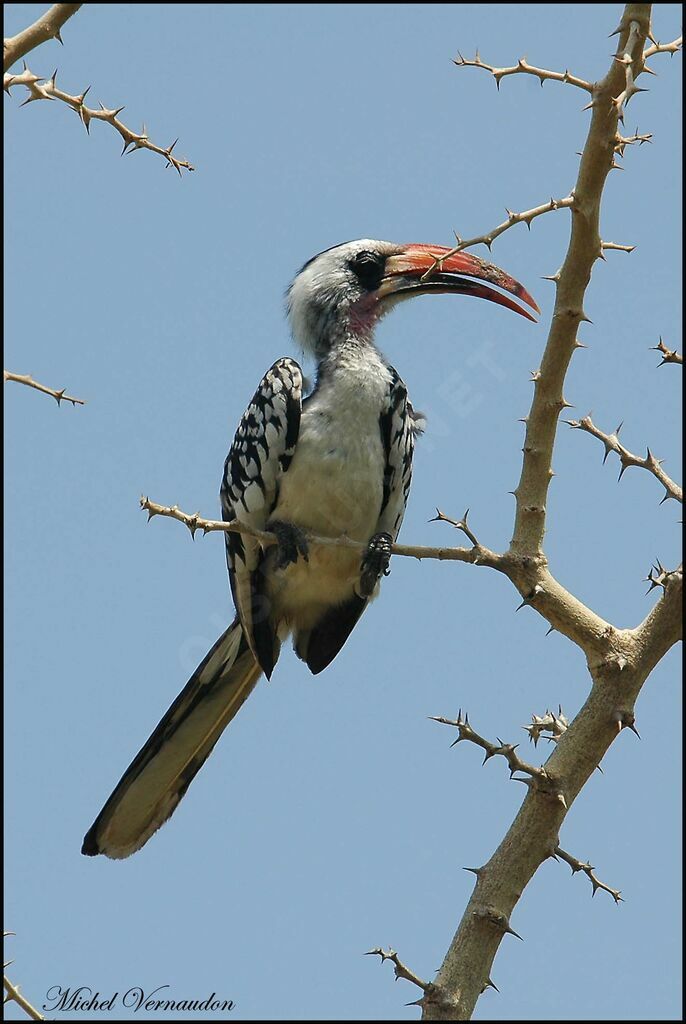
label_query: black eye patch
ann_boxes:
[349,250,385,291]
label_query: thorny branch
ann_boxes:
[3,975,45,1021]
[454,52,593,92]
[4,370,85,407]
[643,35,683,59]
[523,708,569,747]
[429,712,564,801]
[3,3,81,72]
[652,337,682,366]
[393,7,684,1021]
[565,415,682,503]
[420,196,574,278]
[365,949,430,994]
[614,128,652,156]
[4,64,194,174]
[139,496,500,567]
[553,846,623,903]
[600,241,635,253]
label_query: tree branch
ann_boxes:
[4,369,85,406]
[141,491,621,661]
[651,337,682,366]
[365,949,430,993]
[565,415,682,503]
[4,66,194,175]
[454,52,593,93]
[423,565,681,1021]
[600,240,635,253]
[416,8,683,1020]
[554,846,623,903]
[3,3,81,72]
[3,976,45,1021]
[419,195,574,276]
[643,35,683,60]
[430,712,561,792]
[139,496,506,567]
[509,7,654,559]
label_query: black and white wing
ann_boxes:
[376,366,424,541]
[220,358,303,673]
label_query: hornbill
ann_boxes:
[82,239,537,858]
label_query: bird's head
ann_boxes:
[287,238,539,357]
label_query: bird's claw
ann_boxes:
[270,521,310,569]
[359,532,392,597]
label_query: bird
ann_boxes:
[82,239,537,858]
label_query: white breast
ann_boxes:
[267,343,393,629]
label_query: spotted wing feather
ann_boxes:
[220,358,303,662]
[377,367,423,541]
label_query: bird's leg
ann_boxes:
[269,520,310,569]
[359,532,392,597]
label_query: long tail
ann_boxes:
[82,618,262,859]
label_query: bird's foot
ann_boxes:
[359,532,392,597]
[270,521,310,570]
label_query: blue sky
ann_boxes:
[4,4,682,1021]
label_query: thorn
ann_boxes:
[516,584,544,611]
[54,28,64,44]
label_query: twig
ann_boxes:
[643,35,683,59]
[365,948,430,992]
[523,708,569,746]
[419,196,574,278]
[600,241,635,253]
[3,976,45,1021]
[139,495,507,567]
[565,415,682,503]
[143,495,623,657]
[429,508,480,548]
[651,337,682,366]
[614,129,652,156]
[4,369,85,406]
[644,561,681,597]
[455,51,593,92]
[430,711,566,803]
[3,3,81,72]
[554,845,623,903]
[4,65,193,174]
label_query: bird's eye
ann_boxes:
[350,250,384,290]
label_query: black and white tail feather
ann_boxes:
[81,619,261,858]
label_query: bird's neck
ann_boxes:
[315,332,391,393]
